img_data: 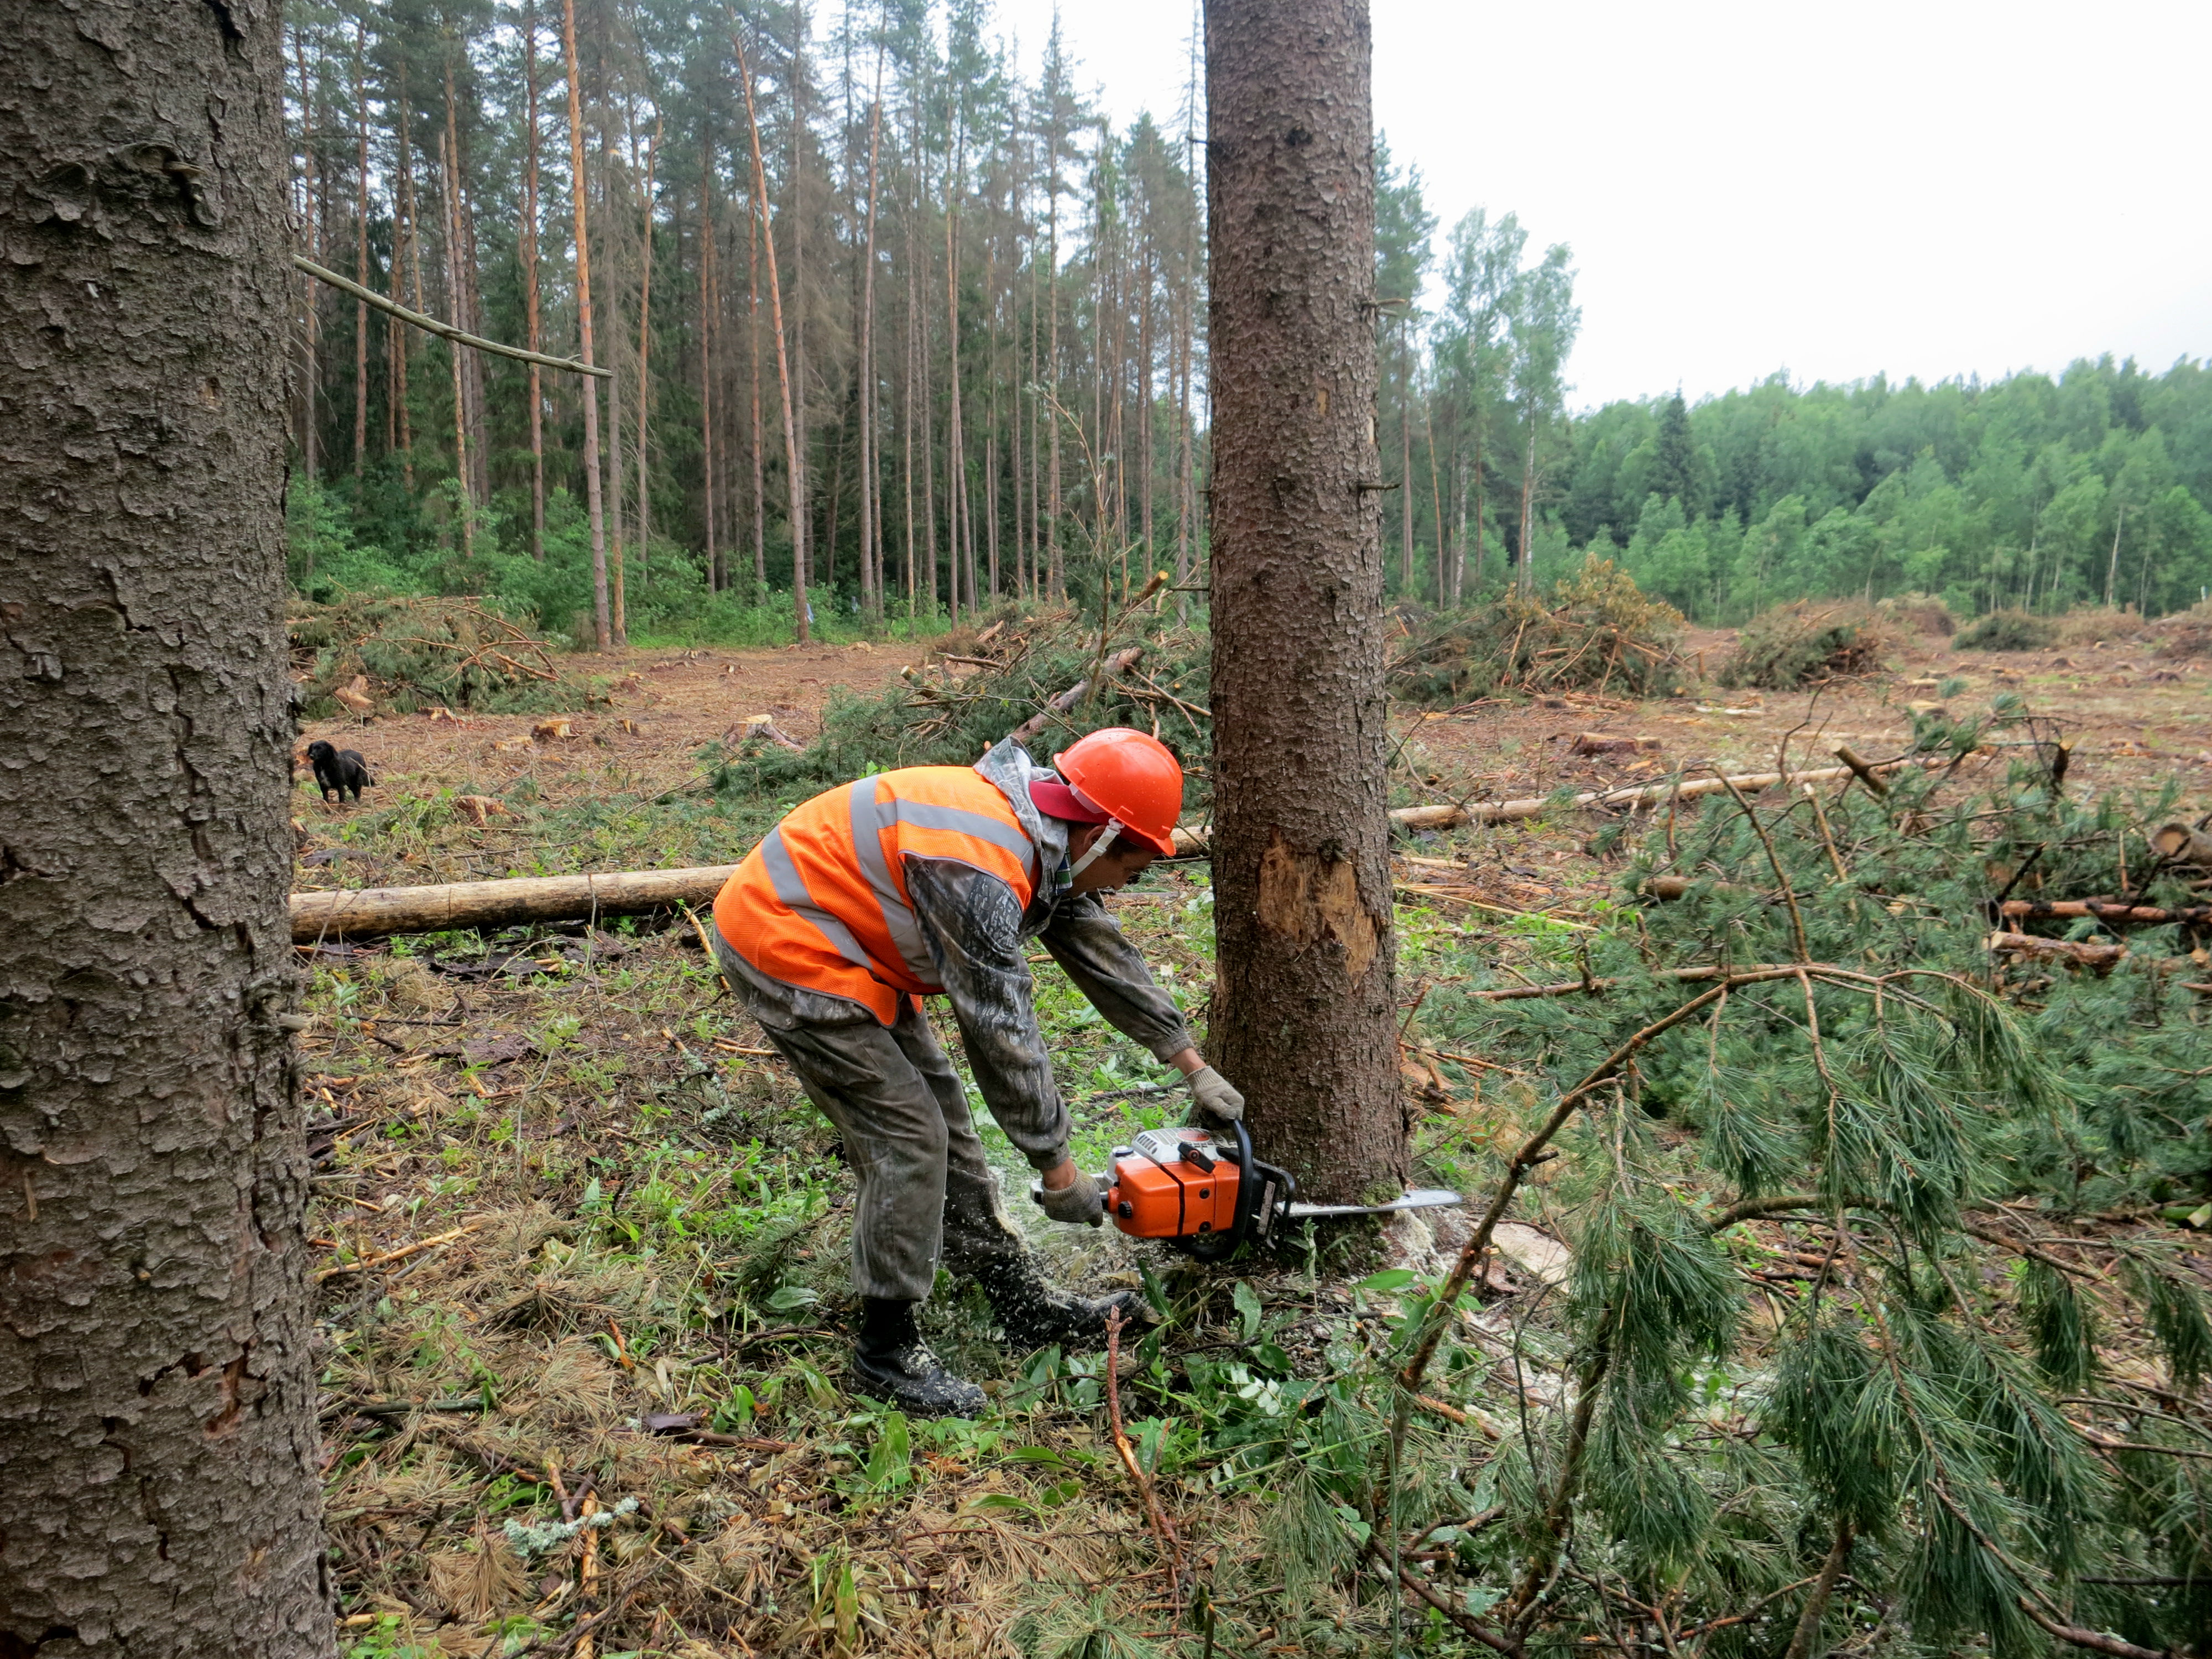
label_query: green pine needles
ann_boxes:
[1346,721,2212,1655]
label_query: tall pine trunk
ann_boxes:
[1516,419,1537,597]
[395,82,420,491]
[295,32,320,483]
[635,113,659,594]
[522,4,545,558]
[353,19,371,479]
[2,2,333,1646]
[735,27,807,642]
[749,191,765,589]
[1045,116,1063,599]
[698,156,719,588]
[857,52,885,618]
[1204,0,1404,1203]
[787,3,811,639]
[943,106,967,624]
[437,127,473,559]
[560,0,612,649]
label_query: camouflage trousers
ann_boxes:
[714,937,1025,1302]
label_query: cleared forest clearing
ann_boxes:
[299,632,2212,1658]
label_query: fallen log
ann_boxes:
[292,760,1941,940]
[1372,755,1944,837]
[1997,899,2212,927]
[1986,932,2128,971]
[293,866,738,943]
[2152,822,2212,866]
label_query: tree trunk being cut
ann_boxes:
[1204,0,1404,1203]
[0,3,333,1648]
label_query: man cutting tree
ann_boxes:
[711,727,1245,1415]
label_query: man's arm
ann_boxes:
[1037,891,1197,1063]
[901,855,1071,1174]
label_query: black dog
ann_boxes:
[306,740,374,803]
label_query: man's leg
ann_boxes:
[750,1009,983,1415]
[886,1001,1136,1351]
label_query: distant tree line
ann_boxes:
[1372,152,2212,623]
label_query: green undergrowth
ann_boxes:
[312,689,2212,1657]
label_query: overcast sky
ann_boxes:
[986,0,2211,411]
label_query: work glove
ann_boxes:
[1031,1170,1105,1228]
[1185,1065,1245,1124]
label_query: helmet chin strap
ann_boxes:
[1068,818,1125,881]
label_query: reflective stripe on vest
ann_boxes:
[713,765,1037,1024]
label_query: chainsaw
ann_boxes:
[1042,1121,1463,1263]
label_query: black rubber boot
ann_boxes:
[941,1161,1143,1352]
[968,1254,1141,1352]
[850,1297,985,1418]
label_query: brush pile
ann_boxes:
[291,594,577,718]
[1719,599,1893,687]
[1390,555,1687,705]
[1955,608,2060,651]
[2151,598,2212,658]
[714,586,1212,799]
[1877,589,1957,636]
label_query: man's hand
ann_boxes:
[1034,1157,1104,1227]
[1186,1065,1245,1123]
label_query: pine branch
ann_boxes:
[2018,1599,2175,1659]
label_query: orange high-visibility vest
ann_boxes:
[713,765,1039,1025]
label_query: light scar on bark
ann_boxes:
[1255,829,1380,980]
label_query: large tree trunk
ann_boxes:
[0,2,333,1651]
[1205,0,1404,1203]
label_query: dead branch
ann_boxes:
[2018,1599,2176,1659]
[1999,900,2212,927]
[1008,645,1145,748]
[1468,962,1808,1001]
[1987,932,2128,971]
[1104,1307,1183,1603]
[295,254,611,379]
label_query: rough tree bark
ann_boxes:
[0,2,333,1652]
[1204,0,1404,1203]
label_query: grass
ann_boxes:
[306,683,2212,1658]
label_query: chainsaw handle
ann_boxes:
[1181,1118,1256,1264]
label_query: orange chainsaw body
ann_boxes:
[1108,1128,1241,1240]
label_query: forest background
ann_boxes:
[286,0,2212,644]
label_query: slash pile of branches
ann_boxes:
[710,579,1213,800]
[1391,556,1688,706]
[1720,599,1897,688]
[291,593,578,717]
[1322,716,2212,1657]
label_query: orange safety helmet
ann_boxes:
[1055,728,1185,857]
